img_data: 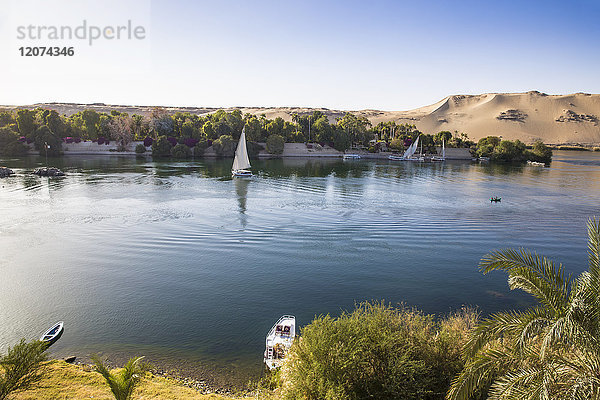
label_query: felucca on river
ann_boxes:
[232,128,252,178]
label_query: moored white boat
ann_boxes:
[343,154,361,159]
[431,138,446,162]
[264,315,296,370]
[40,321,64,346]
[232,128,252,178]
[389,136,422,161]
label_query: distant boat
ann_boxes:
[490,197,501,203]
[40,321,64,347]
[527,160,545,167]
[432,138,446,162]
[343,154,361,160]
[478,157,490,162]
[264,315,296,370]
[232,128,252,178]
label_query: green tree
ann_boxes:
[266,134,284,154]
[91,355,148,400]
[0,339,48,400]
[212,135,236,157]
[151,135,172,157]
[32,125,62,156]
[171,143,192,158]
[448,218,600,400]
[134,143,146,154]
[81,110,101,139]
[434,131,453,145]
[193,138,211,157]
[527,140,553,164]
[202,121,217,140]
[16,110,37,137]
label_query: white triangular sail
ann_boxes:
[403,135,420,159]
[442,138,445,158]
[232,128,251,171]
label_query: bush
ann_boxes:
[526,140,552,163]
[278,302,477,400]
[134,143,146,154]
[31,125,62,156]
[247,141,264,158]
[193,139,211,157]
[4,141,29,156]
[266,134,284,154]
[151,135,172,157]
[212,135,236,157]
[171,143,192,158]
[0,339,48,399]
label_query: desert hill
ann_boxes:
[3,91,600,144]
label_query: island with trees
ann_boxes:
[0,107,552,164]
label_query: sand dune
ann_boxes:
[3,91,600,144]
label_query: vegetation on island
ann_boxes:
[476,136,553,163]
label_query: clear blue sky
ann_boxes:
[2,0,599,110]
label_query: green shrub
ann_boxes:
[212,135,236,157]
[151,135,172,157]
[0,339,48,400]
[525,140,552,163]
[134,143,146,154]
[193,138,211,157]
[266,134,284,154]
[247,141,264,158]
[278,302,477,400]
[31,125,62,156]
[2,140,28,156]
[171,143,192,158]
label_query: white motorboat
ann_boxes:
[343,154,361,159]
[264,315,296,370]
[232,128,252,178]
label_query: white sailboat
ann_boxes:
[389,135,421,161]
[432,138,446,162]
[232,128,252,177]
[264,315,296,370]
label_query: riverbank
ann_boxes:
[11,360,239,400]
[26,140,474,160]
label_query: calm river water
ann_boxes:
[1,151,600,385]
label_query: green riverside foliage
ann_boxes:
[247,141,264,158]
[91,355,149,400]
[278,302,477,400]
[0,127,27,156]
[151,136,172,157]
[266,134,284,155]
[193,139,211,157]
[448,218,600,400]
[212,135,236,157]
[170,143,192,158]
[32,125,62,156]
[476,136,552,163]
[134,144,146,154]
[0,339,48,400]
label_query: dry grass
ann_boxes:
[11,360,235,400]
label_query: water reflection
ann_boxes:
[234,178,250,228]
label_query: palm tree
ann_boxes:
[448,218,600,400]
[91,355,148,400]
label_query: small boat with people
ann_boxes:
[264,315,296,370]
[232,128,252,178]
[40,321,64,347]
[33,167,65,177]
[490,197,501,203]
